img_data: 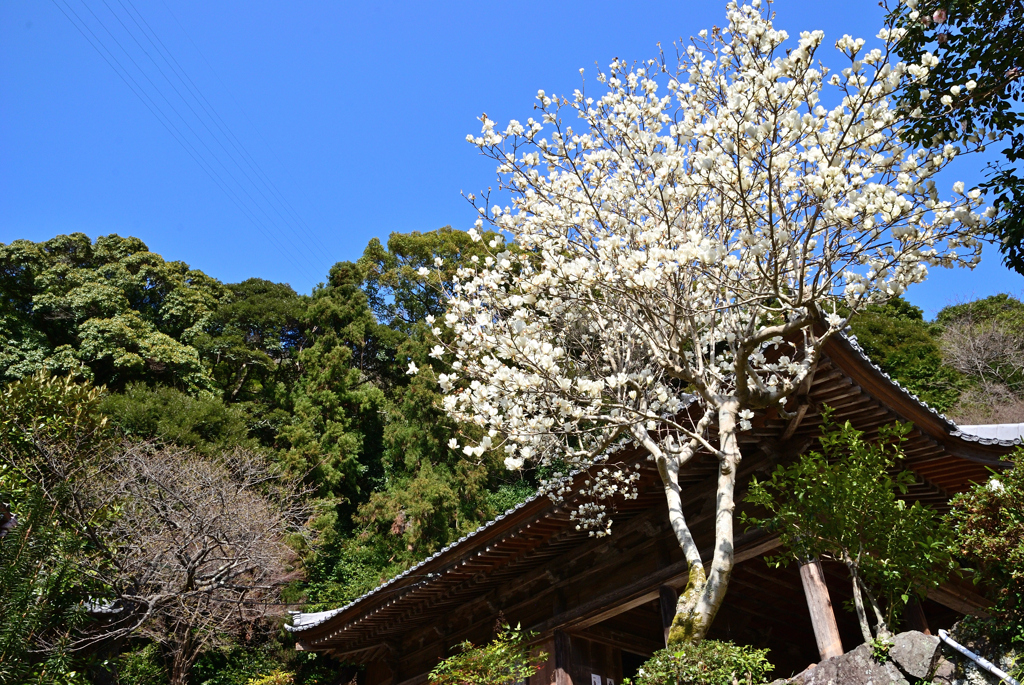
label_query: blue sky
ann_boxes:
[2,0,1020,316]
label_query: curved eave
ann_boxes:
[289,331,1020,647]
[822,332,1020,465]
[286,489,552,636]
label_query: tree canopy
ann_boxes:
[892,0,1024,274]
[428,1,988,643]
[1,222,1017,682]
[0,233,224,391]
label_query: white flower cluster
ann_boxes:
[429,2,988,535]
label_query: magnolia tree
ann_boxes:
[422,0,990,642]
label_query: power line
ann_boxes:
[156,0,340,262]
[76,0,322,282]
[106,0,333,268]
[54,0,319,284]
[126,0,336,264]
[51,0,327,286]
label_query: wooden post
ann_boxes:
[799,558,844,661]
[554,630,573,685]
[659,585,678,647]
[905,596,931,635]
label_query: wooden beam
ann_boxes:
[927,582,992,618]
[781,402,810,441]
[566,624,661,658]
[798,558,844,661]
[394,676,428,685]
[659,586,678,647]
[533,532,781,635]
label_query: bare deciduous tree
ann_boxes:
[941,309,1024,424]
[9,429,309,685]
[941,319,1024,393]
[91,444,308,685]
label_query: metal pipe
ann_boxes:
[938,629,1020,685]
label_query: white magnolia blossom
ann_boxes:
[431,1,988,641]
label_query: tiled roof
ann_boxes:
[286,493,543,633]
[842,332,1022,449]
[288,332,1021,635]
[956,423,1024,443]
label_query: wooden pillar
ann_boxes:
[659,585,678,647]
[554,630,573,685]
[799,558,844,661]
[905,596,931,635]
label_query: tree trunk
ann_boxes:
[666,400,741,644]
[861,581,891,640]
[847,561,874,643]
[169,629,197,685]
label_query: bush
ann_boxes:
[115,644,167,685]
[624,640,773,685]
[946,448,1024,655]
[100,383,254,455]
[429,623,546,685]
[246,671,295,685]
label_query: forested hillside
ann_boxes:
[1,232,1021,684]
[0,231,532,684]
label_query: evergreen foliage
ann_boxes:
[846,298,966,412]
[744,415,954,641]
[2,230,1015,683]
[0,233,224,390]
[100,383,254,455]
[947,449,1024,651]
[623,640,773,685]
[0,373,115,684]
[891,0,1024,274]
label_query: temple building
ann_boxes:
[286,333,1021,685]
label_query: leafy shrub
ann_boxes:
[100,383,254,454]
[868,637,893,663]
[191,645,284,685]
[946,448,1024,657]
[744,414,952,640]
[116,643,167,685]
[429,623,546,685]
[246,670,295,685]
[624,640,773,685]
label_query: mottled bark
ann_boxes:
[665,400,741,644]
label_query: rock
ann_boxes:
[931,655,956,685]
[890,630,941,680]
[790,643,909,685]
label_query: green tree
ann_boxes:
[937,292,1024,328]
[195,278,306,442]
[847,298,966,412]
[0,233,224,391]
[360,227,501,333]
[892,0,1024,274]
[946,449,1024,648]
[745,416,953,642]
[100,383,255,456]
[0,373,114,684]
[277,262,390,512]
[356,229,522,561]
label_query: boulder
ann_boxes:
[931,655,957,685]
[789,643,909,685]
[889,630,941,680]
